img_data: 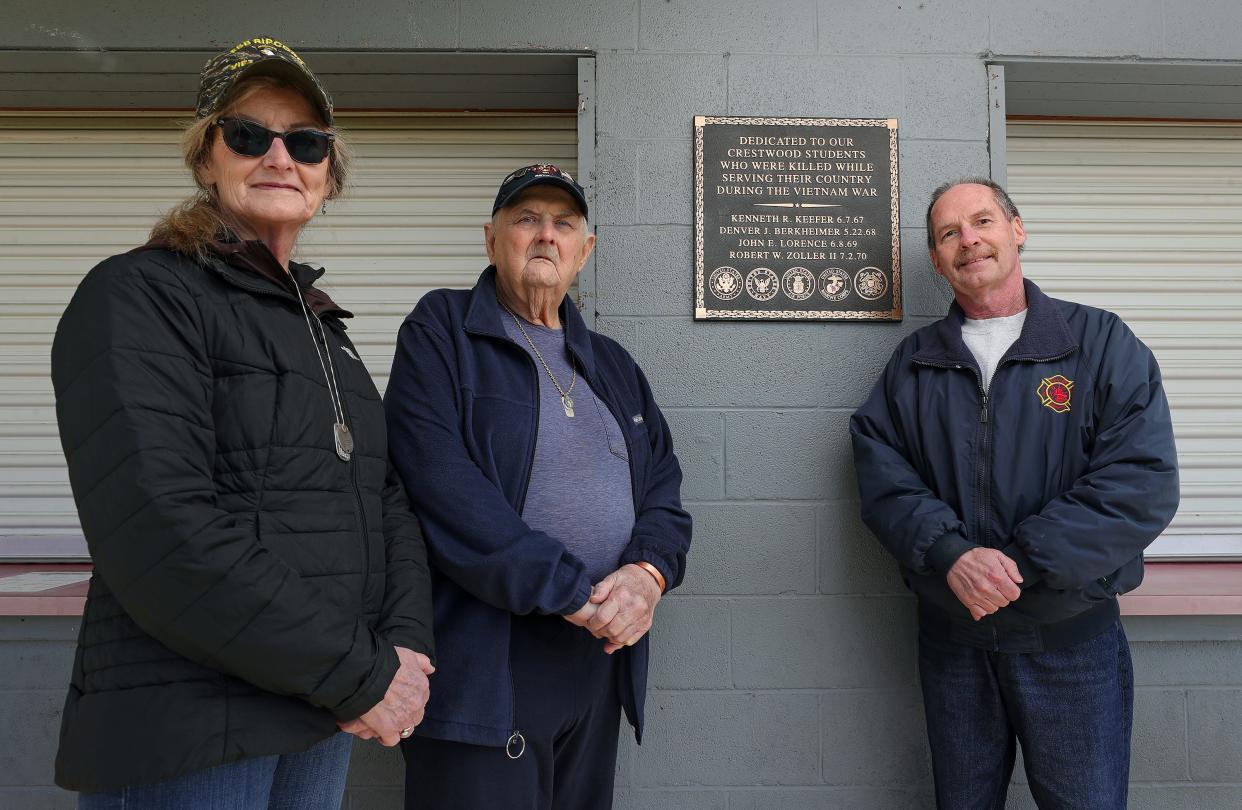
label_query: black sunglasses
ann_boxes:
[216,117,334,165]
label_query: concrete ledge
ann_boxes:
[0,565,89,616]
[1121,562,1242,616]
[2,561,1239,617]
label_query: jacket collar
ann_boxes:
[464,265,597,379]
[912,278,1078,367]
[203,238,352,320]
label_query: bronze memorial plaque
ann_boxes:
[693,116,901,321]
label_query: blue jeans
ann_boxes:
[918,620,1133,810]
[78,732,353,810]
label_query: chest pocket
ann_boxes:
[591,395,629,462]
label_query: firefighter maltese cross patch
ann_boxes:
[1037,374,1074,413]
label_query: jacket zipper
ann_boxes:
[482,331,542,758]
[977,376,991,548]
[916,346,1078,551]
[913,358,989,546]
[469,321,639,755]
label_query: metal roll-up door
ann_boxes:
[0,111,575,548]
[1007,121,1242,559]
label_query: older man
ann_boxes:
[851,178,1178,808]
[386,164,691,809]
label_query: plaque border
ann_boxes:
[693,115,902,321]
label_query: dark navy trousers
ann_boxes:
[919,619,1133,809]
[402,613,622,810]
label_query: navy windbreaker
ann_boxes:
[851,280,1178,643]
[385,266,692,746]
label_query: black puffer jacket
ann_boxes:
[51,244,434,792]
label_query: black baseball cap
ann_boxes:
[196,36,333,126]
[492,164,588,220]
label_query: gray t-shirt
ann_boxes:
[962,309,1028,391]
[502,314,636,583]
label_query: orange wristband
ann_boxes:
[633,560,666,593]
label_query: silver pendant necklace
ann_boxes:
[501,302,577,417]
[289,269,353,461]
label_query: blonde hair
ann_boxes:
[149,75,351,259]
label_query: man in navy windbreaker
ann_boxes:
[385,164,691,809]
[851,178,1178,809]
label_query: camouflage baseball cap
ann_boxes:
[195,36,333,126]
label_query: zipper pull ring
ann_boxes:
[506,730,526,759]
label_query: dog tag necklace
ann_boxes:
[290,270,353,461]
[502,303,577,417]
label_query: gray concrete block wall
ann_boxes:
[0,619,78,810]
[5,2,1242,809]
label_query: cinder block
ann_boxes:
[381,0,460,48]
[1187,688,1242,781]
[1012,745,1028,784]
[0,789,76,810]
[900,230,955,319]
[663,409,724,501]
[1130,688,1189,782]
[646,597,732,689]
[595,138,639,227]
[1131,640,1242,687]
[459,0,638,50]
[614,789,728,809]
[626,318,909,410]
[989,0,1163,56]
[597,55,728,140]
[725,410,855,499]
[344,786,403,809]
[898,140,991,230]
[615,727,636,787]
[901,58,990,144]
[731,596,918,689]
[0,641,76,691]
[633,692,820,786]
[1164,2,1242,59]
[593,316,640,355]
[730,787,925,809]
[679,503,817,595]
[595,225,694,316]
[728,56,903,119]
[1123,615,1242,643]
[1130,785,1242,810]
[817,0,988,56]
[636,140,695,226]
[1004,789,1039,810]
[0,3,459,49]
[821,688,931,786]
[0,691,64,786]
[817,501,907,596]
[344,740,403,787]
[0,617,79,643]
[640,0,816,53]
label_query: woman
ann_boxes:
[51,37,434,808]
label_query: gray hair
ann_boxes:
[925,176,1023,253]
